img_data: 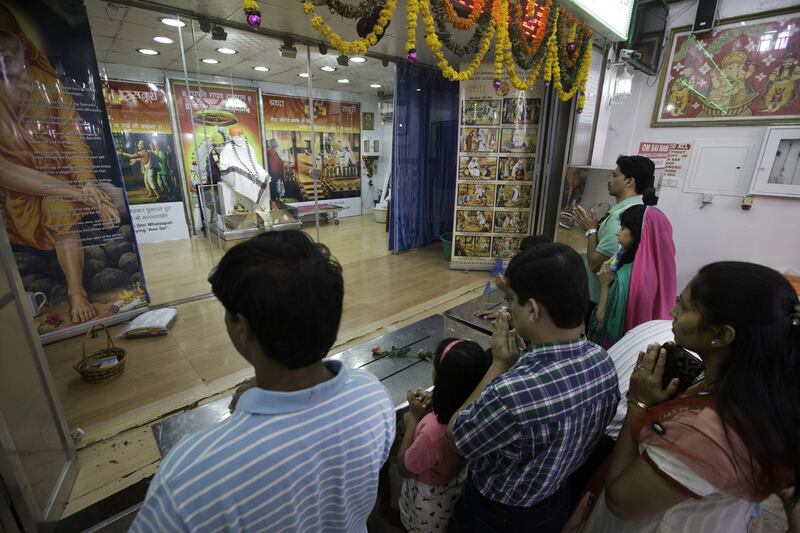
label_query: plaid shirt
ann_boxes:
[451,337,619,507]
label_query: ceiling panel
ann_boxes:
[86,0,401,95]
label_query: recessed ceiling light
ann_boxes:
[350,56,366,63]
[216,47,237,55]
[253,66,270,72]
[320,65,337,72]
[369,83,382,88]
[298,72,310,78]
[201,58,219,64]
[137,48,160,56]
[153,36,174,44]
[337,78,350,84]
[159,17,185,28]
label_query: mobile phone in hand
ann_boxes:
[661,342,704,393]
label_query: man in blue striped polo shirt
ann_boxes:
[448,243,619,532]
[131,231,396,532]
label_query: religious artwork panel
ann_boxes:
[492,236,525,259]
[458,156,497,180]
[454,235,492,258]
[493,210,530,234]
[497,156,536,182]
[263,95,361,212]
[104,82,182,205]
[462,99,501,125]
[362,111,374,130]
[654,9,800,126]
[455,209,494,233]
[496,184,533,208]
[104,81,189,244]
[171,83,263,189]
[560,167,589,211]
[460,127,499,153]
[502,97,541,124]
[457,183,496,207]
[500,127,537,153]
[1,2,148,341]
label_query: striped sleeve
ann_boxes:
[451,383,520,461]
[129,469,189,533]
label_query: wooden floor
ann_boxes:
[139,214,399,305]
[43,215,490,516]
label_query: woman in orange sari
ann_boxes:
[0,6,119,323]
[584,262,799,532]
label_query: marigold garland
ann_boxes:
[406,0,419,52]
[513,0,551,57]
[443,0,490,30]
[432,0,494,57]
[508,0,555,71]
[494,0,545,90]
[294,0,593,109]
[417,0,496,81]
[304,0,397,56]
[325,0,385,19]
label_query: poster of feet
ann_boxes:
[0,2,149,341]
[104,80,190,244]
[654,10,800,125]
[450,70,541,268]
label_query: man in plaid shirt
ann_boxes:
[448,243,619,532]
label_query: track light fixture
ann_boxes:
[279,37,297,59]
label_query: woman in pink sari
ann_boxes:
[588,205,676,348]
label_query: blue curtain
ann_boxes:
[389,63,459,252]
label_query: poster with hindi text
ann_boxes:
[262,94,362,217]
[103,80,189,243]
[169,81,263,230]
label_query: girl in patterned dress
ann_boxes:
[396,339,492,532]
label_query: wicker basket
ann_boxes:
[74,324,127,384]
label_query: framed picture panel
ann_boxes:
[652,8,800,127]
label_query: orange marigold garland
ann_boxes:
[443,0,490,30]
[513,0,551,57]
[496,0,546,90]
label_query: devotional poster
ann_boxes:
[103,80,189,243]
[169,81,263,229]
[653,9,800,126]
[262,94,361,217]
[450,65,541,269]
[0,2,149,342]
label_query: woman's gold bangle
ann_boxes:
[626,392,649,410]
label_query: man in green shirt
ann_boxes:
[573,155,656,326]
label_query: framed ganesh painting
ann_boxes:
[652,8,800,127]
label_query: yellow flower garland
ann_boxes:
[417,0,496,82]
[297,0,592,107]
[494,0,547,91]
[406,0,418,53]
[303,0,397,56]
